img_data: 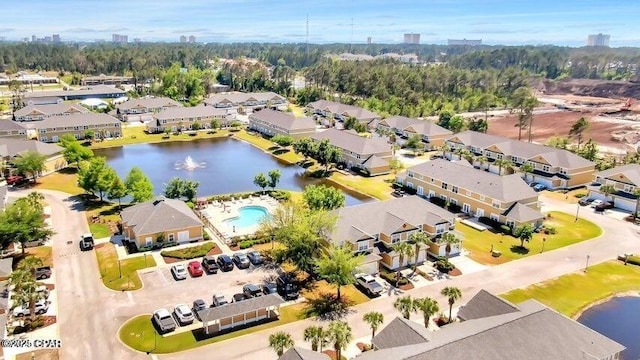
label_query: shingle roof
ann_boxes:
[14,103,88,118]
[311,129,390,156]
[197,294,284,322]
[250,109,316,131]
[330,196,455,244]
[0,120,26,132]
[404,160,537,203]
[502,203,544,223]
[457,289,520,321]
[153,105,230,121]
[17,113,120,130]
[405,121,453,137]
[308,100,381,121]
[596,164,640,186]
[119,197,203,236]
[379,116,419,130]
[204,92,286,106]
[362,155,390,169]
[449,131,594,169]
[372,317,432,350]
[24,85,125,99]
[116,97,182,111]
[279,347,331,360]
[0,138,63,158]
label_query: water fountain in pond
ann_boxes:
[175,156,206,171]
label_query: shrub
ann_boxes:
[203,232,210,240]
[435,258,456,273]
[429,197,446,208]
[239,241,254,249]
[478,216,502,230]
[543,226,557,235]
[270,190,291,201]
[574,193,586,199]
[160,242,215,259]
[500,225,512,235]
[626,255,640,266]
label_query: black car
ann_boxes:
[262,282,278,295]
[201,256,219,274]
[243,284,264,298]
[578,198,594,206]
[217,255,234,271]
[232,293,246,303]
[276,275,300,300]
[246,250,264,266]
[595,202,614,212]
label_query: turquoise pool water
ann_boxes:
[223,206,269,229]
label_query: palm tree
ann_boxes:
[633,188,640,220]
[394,295,416,320]
[408,232,432,273]
[440,143,451,158]
[17,256,44,278]
[392,242,415,283]
[474,155,488,170]
[454,147,472,162]
[10,269,46,322]
[25,191,45,210]
[519,163,534,184]
[362,311,384,343]
[441,286,462,323]
[303,325,326,352]
[327,320,353,360]
[414,297,440,328]
[268,331,294,357]
[493,158,514,175]
[600,185,615,203]
[440,232,461,261]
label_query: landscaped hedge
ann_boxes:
[160,242,215,259]
[478,216,503,231]
[626,255,640,266]
[380,268,409,286]
[429,197,446,208]
[434,257,456,273]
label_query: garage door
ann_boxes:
[177,231,190,243]
[357,261,379,275]
[614,198,636,212]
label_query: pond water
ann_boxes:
[578,296,640,359]
[95,137,371,206]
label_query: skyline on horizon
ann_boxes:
[2,0,639,47]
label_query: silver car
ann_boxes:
[171,264,188,280]
[173,304,195,325]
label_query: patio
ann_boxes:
[199,195,279,242]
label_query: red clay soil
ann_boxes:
[487,110,631,151]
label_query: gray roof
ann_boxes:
[153,105,231,121]
[449,131,594,169]
[373,317,432,350]
[204,92,286,106]
[311,129,391,156]
[14,103,88,118]
[457,289,520,321]
[357,295,625,360]
[379,116,419,130]
[596,164,640,186]
[362,155,390,169]
[502,203,544,223]
[0,138,63,158]
[330,196,455,244]
[197,294,284,322]
[116,97,182,111]
[308,100,381,121]
[24,85,125,99]
[403,160,537,203]
[120,197,203,236]
[405,121,453,137]
[0,119,26,132]
[17,112,120,130]
[0,257,12,277]
[250,109,316,131]
[279,347,331,360]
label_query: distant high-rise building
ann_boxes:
[188,35,196,43]
[52,34,61,43]
[180,35,187,43]
[0,36,5,42]
[367,36,372,44]
[587,33,610,47]
[133,38,142,43]
[112,34,128,43]
[31,34,36,42]
[403,33,420,44]
[448,39,482,46]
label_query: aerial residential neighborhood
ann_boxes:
[0,2,640,360]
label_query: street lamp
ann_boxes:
[584,254,590,272]
[271,234,275,250]
[575,203,580,222]
[541,238,546,253]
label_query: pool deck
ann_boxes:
[200,195,278,241]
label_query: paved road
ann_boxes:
[28,190,639,360]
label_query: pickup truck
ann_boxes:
[79,233,94,251]
[355,273,384,297]
[13,300,49,317]
[152,308,176,334]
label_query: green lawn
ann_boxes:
[288,103,305,117]
[232,130,302,164]
[119,303,306,354]
[90,126,232,149]
[328,172,395,201]
[301,280,370,306]
[34,169,83,195]
[14,246,53,269]
[501,261,640,317]
[95,243,156,291]
[460,211,602,265]
[89,223,112,239]
[160,242,216,260]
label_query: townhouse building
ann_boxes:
[248,109,316,139]
[329,196,458,273]
[24,85,126,102]
[589,164,640,213]
[310,129,392,175]
[0,138,66,177]
[306,100,381,128]
[13,103,88,121]
[148,105,234,133]
[396,159,544,228]
[18,113,122,142]
[445,131,595,190]
[203,92,288,113]
[0,120,27,139]
[114,97,182,122]
[377,115,453,150]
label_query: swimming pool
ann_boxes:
[223,206,269,229]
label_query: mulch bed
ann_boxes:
[162,245,223,264]
[356,342,373,352]
[398,282,415,291]
[12,316,57,335]
[44,284,55,291]
[448,268,462,277]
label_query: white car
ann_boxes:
[13,300,49,317]
[173,304,195,325]
[171,264,188,280]
[590,199,604,208]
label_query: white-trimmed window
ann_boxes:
[492,201,501,208]
[479,195,485,201]
[357,241,369,252]
[543,165,551,172]
[452,186,458,194]
[168,234,175,242]
[441,183,448,190]
[450,198,458,205]
[435,224,446,234]
[466,190,472,196]
[391,234,401,244]
[490,214,500,222]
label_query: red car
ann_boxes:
[187,261,204,277]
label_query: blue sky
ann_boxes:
[2,0,639,46]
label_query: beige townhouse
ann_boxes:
[18,113,122,143]
[248,109,316,139]
[0,138,67,177]
[306,100,381,128]
[396,159,544,228]
[588,164,640,213]
[203,92,288,113]
[377,115,453,150]
[13,103,88,121]
[148,105,234,133]
[114,97,182,122]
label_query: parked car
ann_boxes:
[201,255,219,274]
[355,273,384,297]
[243,284,263,298]
[171,264,188,280]
[262,282,278,295]
[173,304,195,325]
[578,198,594,206]
[7,175,27,186]
[193,299,207,312]
[590,199,604,208]
[79,233,94,251]
[532,183,547,192]
[217,255,234,271]
[232,252,251,269]
[430,154,444,160]
[595,202,614,212]
[212,293,228,307]
[246,250,264,266]
[152,308,176,334]
[34,266,51,280]
[276,275,300,300]
[13,300,49,317]
[187,261,204,277]
[232,293,246,303]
